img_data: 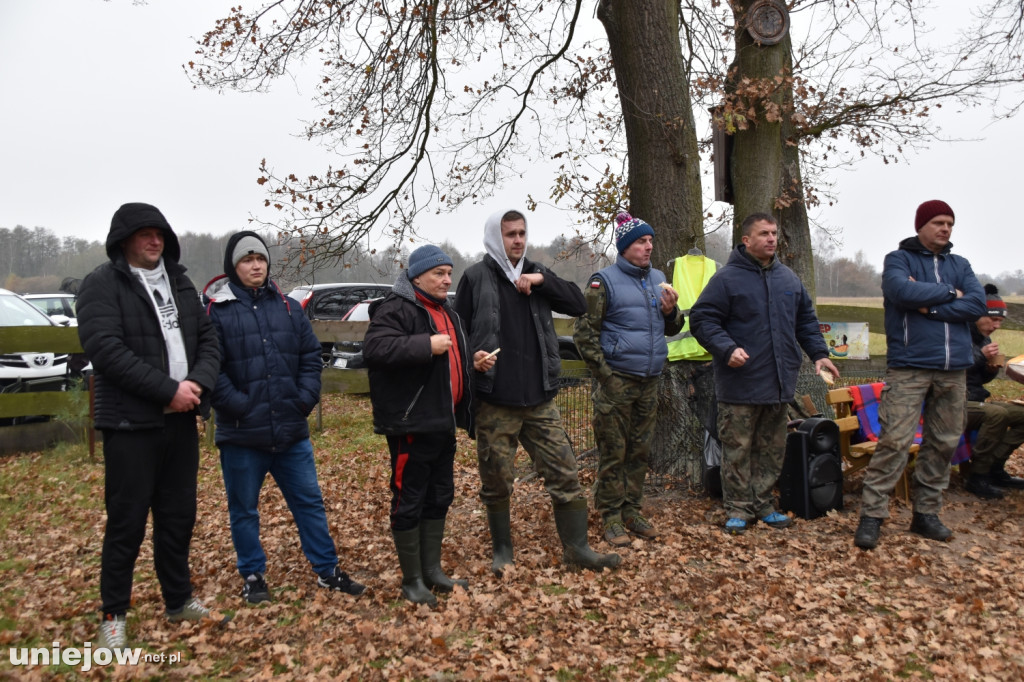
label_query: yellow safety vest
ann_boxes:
[666,254,716,361]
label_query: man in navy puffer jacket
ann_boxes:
[854,200,986,550]
[205,231,364,603]
[690,213,838,536]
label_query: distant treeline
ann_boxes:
[3,224,1021,298]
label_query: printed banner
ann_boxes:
[819,322,869,360]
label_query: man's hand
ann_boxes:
[473,349,497,373]
[430,334,452,356]
[169,380,202,413]
[982,342,1000,360]
[659,287,679,315]
[728,348,749,368]
[515,273,544,295]
[815,358,841,382]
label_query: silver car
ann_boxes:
[0,288,70,393]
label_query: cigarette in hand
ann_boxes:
[485,348,501,360]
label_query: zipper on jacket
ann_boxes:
[933,253,952,370]
[402,385,425,421]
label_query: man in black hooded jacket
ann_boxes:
[77,203,222,650]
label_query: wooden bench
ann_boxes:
[826,386,918,503]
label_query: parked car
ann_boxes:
[287,283,393,320]
[22,293,77,327]
[329,298,380,370]
[0,288,70,396]
[288,283,393,366]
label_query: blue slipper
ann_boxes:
[723,518,748,535]
[762,511,793,529]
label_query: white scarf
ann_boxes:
[131,258,189,382]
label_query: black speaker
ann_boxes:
[779,417,843,519]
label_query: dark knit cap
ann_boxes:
[613,212,656,254]
[914,200,955,231]
[985,283,1007,318]
[407,244,453,280]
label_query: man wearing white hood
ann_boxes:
[454,209,621,575]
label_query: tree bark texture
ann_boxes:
[597,0,704,271]
[728,1,815,296]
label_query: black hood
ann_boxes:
[105,202,180,263]
[223,230,270,288]
[898,235,954,256]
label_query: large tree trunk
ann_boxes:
[597,0,704,271]
[727,1,816,296]
[778,90,816,298]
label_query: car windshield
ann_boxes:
[344,302,373,322]
[0,294,55,327]
[26,296,74,317]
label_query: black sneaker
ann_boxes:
[242,572,271,604]
[854,516,883,550]
[909,512,952,542]
[317,567,366,596]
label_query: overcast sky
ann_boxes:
[2,0,1021,279]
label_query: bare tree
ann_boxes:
[188,1,1023,282]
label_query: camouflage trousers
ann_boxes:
[592,372,659,522]
[965,401,1024,474]
[716,402,788,521]
[860,368,966,518]
[475,400,584,506]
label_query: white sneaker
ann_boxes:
[97,614,127,649]
[167,597,230,624]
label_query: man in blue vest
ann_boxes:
[690,213,838,536]
[574,212,684,546]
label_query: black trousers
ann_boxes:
[387,432,456,531]
[100,413,199,615]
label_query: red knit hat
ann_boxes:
[985,283,1007,318]
[915,200,955,231]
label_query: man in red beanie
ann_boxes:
[854,200,987,549]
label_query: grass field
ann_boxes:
[819,297,1024,357]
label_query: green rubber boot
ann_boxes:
[486,499,515,577]
[553,498,622,571]
[391,528,438,606]
[420,517,468,593]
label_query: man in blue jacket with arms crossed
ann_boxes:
[854,200,986,549]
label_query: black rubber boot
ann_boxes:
[909,512,953,542]
[420,517,468,593]
[552,498,622,571]
[854,516,883,550]
[990,462,1024,489]
[391,528,438,606]
[486,500,515,577]
[965,473,1004,499]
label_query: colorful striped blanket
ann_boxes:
[847,382,973,465]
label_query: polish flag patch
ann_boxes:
[589,280,601,288]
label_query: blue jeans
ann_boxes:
[219,439,338,577]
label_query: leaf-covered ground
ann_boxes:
[3,393,1024,680]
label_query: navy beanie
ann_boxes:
[614,212,656,254]
[407,244,454,280]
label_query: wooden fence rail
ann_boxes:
[3,301,1019,455]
